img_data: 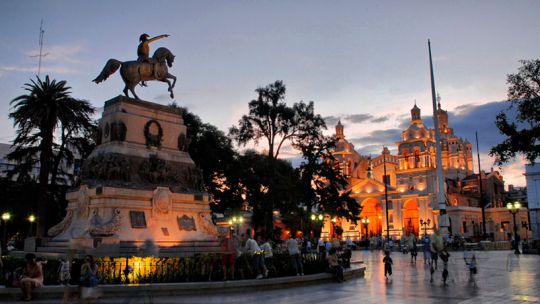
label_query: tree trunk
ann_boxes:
[36,131,54,238]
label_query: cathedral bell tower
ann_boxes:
[336,120,345,139]
[411,102,421,121]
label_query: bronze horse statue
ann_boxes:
[93,47,177,100]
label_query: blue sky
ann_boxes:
[1,1,538,186]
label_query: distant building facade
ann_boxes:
[525,164,540,242]
[322,101,529,241]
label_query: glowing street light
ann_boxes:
[506,201,521,254]
[27,214,36,237]
[2,212,11,251]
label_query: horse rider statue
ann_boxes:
[93,33,178,100]
[138,33,169,86]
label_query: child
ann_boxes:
[464,251,477,287]
[383,251,393,280]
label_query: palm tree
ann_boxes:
[9,75,94,237]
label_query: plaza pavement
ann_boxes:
[5,250,539,303]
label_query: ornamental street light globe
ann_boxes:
[1,212,11,221]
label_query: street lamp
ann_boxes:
[28,214,36,237]
[228,215,244,235]
[2,212,11,251]
[361,218,370,239]
[420,218,431,237]
[506,201,521,254]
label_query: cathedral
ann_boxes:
[322,101,529,241]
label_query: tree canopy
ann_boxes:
[490,59,540,165]
[230,80,326,159]
[9,75,95,236]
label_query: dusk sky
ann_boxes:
[1,1,539,187]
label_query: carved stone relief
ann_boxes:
[47,210,74,237]
[89,208,122,236]
[152,187,172,217]
[177,215,196,231]
[197,212,219,236]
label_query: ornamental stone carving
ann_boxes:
[110,121,127,142]
[152,187,172,216]
[47,210,74,237]
[77,185,90,218]
[197,212,219,236]
[177,215,196,231]
[144,120,163,147]
[89,208,122,236]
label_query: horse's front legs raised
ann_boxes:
[158,78,174,98]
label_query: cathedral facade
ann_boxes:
[322,101,529,241]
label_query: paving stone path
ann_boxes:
[5,250,539,303]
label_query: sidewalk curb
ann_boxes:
[0,266,365,300]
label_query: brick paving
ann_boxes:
[4,250,539,303]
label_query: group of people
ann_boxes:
[219,228,304,280]
[219,229,350,282]
[382,231,478,287]
[7,253,99,302]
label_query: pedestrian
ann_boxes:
[19,253,44,301]
[287,231,304,276]
[464,251,477,287]
[244,229,268,279]
[410,235,418,264]
[440,250,450,285]
[219,229,237,281]
[422,235,431,265]
[259,234,276,277]
[383,250,393,280]
[58,257,72,303]
[318,238,325,255]
[79,255,100,303]
[327,247,344,282]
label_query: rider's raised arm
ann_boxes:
[148,34,170,44]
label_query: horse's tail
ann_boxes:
[92,59,122,83]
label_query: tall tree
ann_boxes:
[172,103,245,213]
[490,59,540,165]
[230,81,326,159]
[9,76,95,237]
[296,135,360,223]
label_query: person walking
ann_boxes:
[259,235,276,277]
[383,251,393,280]
[422,235,431,265]
[464,251,478,287]
[287,232,304,276]
[440,249,450,285]
[410,235,418,264]
[219,229,238,281]
[244,230,267,279]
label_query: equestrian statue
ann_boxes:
[93,34,177,100]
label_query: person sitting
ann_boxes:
[20,253,44,301]
[327,247,344,282]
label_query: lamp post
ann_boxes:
[28,214,36,237]
[361,218,370,239]
[420,218,431,237]
[506,201,521,254]
[2,212,11,251]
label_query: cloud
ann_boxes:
[346,114,373,123]
[324,113,391,126]
[350,128,402,147]
[370,115,390,123]
[323,115,339,126]
[0,65,77,77]
[26,43,85,64]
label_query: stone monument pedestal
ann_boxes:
[43,96,220,257]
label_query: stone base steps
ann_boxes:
[0,266,366,301]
